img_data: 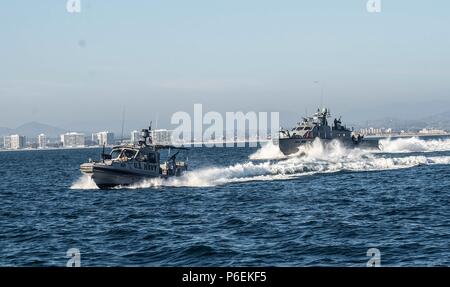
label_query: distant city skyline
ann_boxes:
[2,100,450,138]
[1,1,449,130]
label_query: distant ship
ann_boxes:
[278,108,379,155]
[80,125,187,189]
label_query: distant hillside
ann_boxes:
[2,110,450,138]
[421,111,450,130]
[0,127,13,136]
[353,118,428,130]
[0,122,67,138]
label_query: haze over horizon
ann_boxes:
[1,1,449,132]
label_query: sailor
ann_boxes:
[119,152,127,162]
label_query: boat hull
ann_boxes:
[91,166,155,189]
[278,137,379,155]
[80,163,159,189]
[80,162,187,189]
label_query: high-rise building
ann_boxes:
[96,131,115,146]
[91,133,99,145]
[61,132,85,148]
[151,129,173,145]
[3,134,26,150]
[3,136,12,149]
[12,135,26,149]
[131,130,140,145]
[38,134,47,149]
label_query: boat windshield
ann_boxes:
[110,148,137,160]
[110,149,122,159]
[123,149,137,159]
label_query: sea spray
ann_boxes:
[379,137,450,153]
[249,141,286,160]
[127,140,450,188]
[70,175,99,189]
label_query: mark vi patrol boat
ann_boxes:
[278,108,379,155]
[80,125,188,189]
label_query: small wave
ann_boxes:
[182,245,217,257]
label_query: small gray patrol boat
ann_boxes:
[80,125,188,189]
[278,108,379,155]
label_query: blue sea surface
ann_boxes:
[0,137,449,266]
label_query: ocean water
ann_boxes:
[0,137,449,266]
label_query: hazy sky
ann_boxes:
[1,0,449,132]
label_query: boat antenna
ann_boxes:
[102,143,105,163]
[314,81,324,109]
[120,106,126,143]
[148,121,153,144]
[321,85,324,108]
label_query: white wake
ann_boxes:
[129,138,450,188]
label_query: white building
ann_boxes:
[61,132,85,148]
[131,130,140,144]
[360,127,383,136]
[11,135,26,149]
[151,129,173,145]
[91,133,99,145]
[96,131,115,146]
[3,134,26,150]
[3,136,11,149]
[38,134,47,149]
[418,128,447,135]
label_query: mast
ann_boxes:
[120,106,126,144]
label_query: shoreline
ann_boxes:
[365,133,450,139]
[0,140,271,152]
[1,134,450,152]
